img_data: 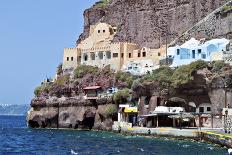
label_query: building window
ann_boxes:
[71,57,74,61]
[103,30,105,33]
[201,54,206,59]
[113,53,118,58]
[199,107,204,113]
[113,29,117,32]
[158,52,161,56]
[121,53,124,58]
[106,51,111,59]
[98,30,100,33]
[98,52,103,60]
[177,49,180,55]
[142,52,146,57]
[91,53,95,60]
[192,50,195,59]
[198,49,202,54]
[66,57,69,61]
[84,54,88,61]
[207,107,211,112]
[138,52,141,57]
[129,53,132,58]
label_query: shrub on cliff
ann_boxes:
[95,0,111,9]
[106,104,117,118]
[131,79,142,90]
[115,71,134,88]
[113,88,131,105]
[211,61,227,73]
[222,5,232,14]
[171,60,208,88]
[56,63,63,76]
[34,86,43,97]
[142,67,174,88]
[34,83,52,97]
[55,75,70,85]
[74,65,99,78]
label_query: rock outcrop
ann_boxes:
[27,97,115,130]
[77,0,229,48]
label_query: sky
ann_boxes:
[0,0,98,105]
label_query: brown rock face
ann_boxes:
[77,0,227,48]
[27,97,116,130]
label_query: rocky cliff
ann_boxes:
[171,0,232,46]
[28,0,232,130]
[27,66,133,130]
[27,97,115,130]
[77,0,229,48]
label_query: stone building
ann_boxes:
[62,22,166,74]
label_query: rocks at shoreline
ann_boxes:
[27,96,115,130]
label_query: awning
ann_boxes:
[140,113,157,117]
[124,107,138,113]
[83,86,101,90]
[168,113,195,119]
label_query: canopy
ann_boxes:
[168,113,194,119]
[124,107,138,113]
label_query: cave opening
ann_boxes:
[28,120,40,128]
[83,117,95,130]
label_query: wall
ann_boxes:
[62,48,80,71]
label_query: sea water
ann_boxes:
[0,116,227,155]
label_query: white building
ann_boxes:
[167,38,230,67]
[122,59,159,75]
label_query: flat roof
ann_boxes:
[83,86,101,90]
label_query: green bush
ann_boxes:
[34,83,52,97]
[74,65,99,78]
[106,104,118,117]
[142,67,174,88]
[95,0,111,9]
[212,61,226,73]
[34,86,43,97]
[171,60,208,88]
[57,63,63,76]
[131,79,142,90]
[55,75,70,85]
[115,71,134,88]
[222,5,232,14]
[113,88,131,105]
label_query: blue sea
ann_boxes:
[0,115,227,155]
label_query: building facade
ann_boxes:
[62,22,166,75]
[167,38,230,68]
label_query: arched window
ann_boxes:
[83,54,88,61]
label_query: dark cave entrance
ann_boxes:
[28,120,40,128]
[83,117,95,130]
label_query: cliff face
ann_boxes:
[27,97,115,130]
[77,0,228,48]
[171,1,232,45]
